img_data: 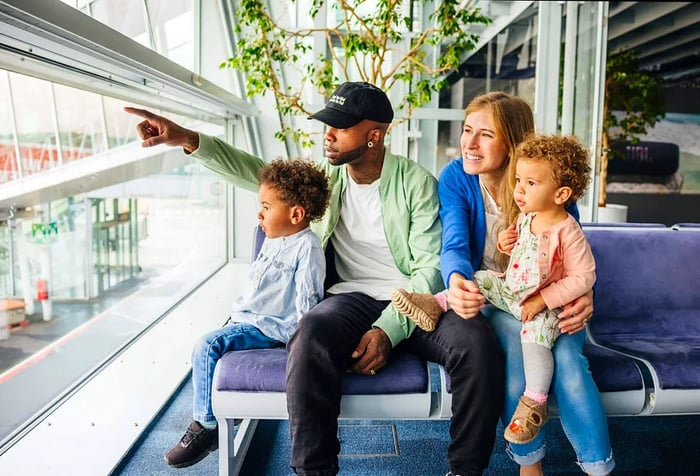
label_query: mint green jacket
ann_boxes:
[192,134,443,346]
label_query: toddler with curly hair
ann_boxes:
[165,158,330,468]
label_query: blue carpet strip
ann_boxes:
[114,376,700,475]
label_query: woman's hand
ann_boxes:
[447,274,485,319]
[557,289,594,334]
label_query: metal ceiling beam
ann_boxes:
[607,2,688,41]
[605,2,700,80]
[0,0,257,122]
[609,4,699,51]
[637,28,700,60]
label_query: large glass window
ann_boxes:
[0,72,18,184]
[10,73,58,179]
[83,0,195,70]
[104,96,141,148]
[1,0,241,451]
[146,0,195,70]
[0,65,229,446]
[90,0,150,47]
[53,84,107,161]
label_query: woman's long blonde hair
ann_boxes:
[465,91,535,269]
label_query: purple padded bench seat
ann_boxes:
[437,342,647,417]
[585,227,700,414]
[212,348,434,476]
[215,347,429,396]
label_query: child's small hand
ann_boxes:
[520,294,546,322]
[497,223,518,255]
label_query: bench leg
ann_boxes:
[218,418,258,476]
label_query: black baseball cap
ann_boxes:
[308,81,394,129]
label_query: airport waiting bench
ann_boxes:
[212,224,700,476]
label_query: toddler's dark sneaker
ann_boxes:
[164,420,218,468]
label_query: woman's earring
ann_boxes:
[367,141,374,148]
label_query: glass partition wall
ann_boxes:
[0,67,230,445]
[0,0,237,449]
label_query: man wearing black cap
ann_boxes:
[125,82,504,476]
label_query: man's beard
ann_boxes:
[327,143,370,166]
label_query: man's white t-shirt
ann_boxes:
[327,171,410,299]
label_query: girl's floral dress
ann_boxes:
[474,213,561,347]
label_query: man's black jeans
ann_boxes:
[286,292,505,476]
